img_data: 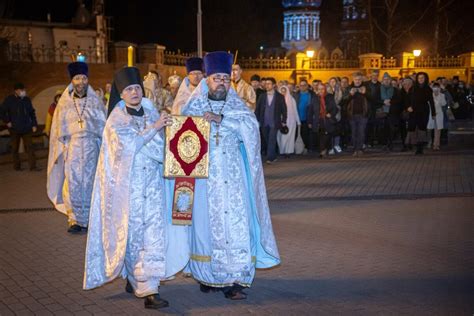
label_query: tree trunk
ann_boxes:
[386,5,393,56]
[433,0,440,55]
[384,0,398,57]
[367,0,375,52]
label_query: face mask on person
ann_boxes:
[18,91,26,98]
[432,87,440,94]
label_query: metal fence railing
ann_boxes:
[7,43,107,63]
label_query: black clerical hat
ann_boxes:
[107,67,145,117]
[67,61,89,79]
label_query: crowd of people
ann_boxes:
[246,71,474,162]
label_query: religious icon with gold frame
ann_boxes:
[164,115,210,179]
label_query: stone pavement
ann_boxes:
[1,148,473,210]
[264,150,474,201]
[0,149,473,315]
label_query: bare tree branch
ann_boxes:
[438,0,455,12]
[443,32,474,50]
[372,17,389,38]
[443,11,464,48]
[392,2,432,45]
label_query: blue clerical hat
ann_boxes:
[67,61,89,79]
[204,51,233,76]
[186,57,204,73]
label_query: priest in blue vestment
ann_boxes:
[181,51,280,300]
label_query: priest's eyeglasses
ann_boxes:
[211,76,231,83]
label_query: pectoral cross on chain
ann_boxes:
[213,129,221,146]
[78,119,84,128]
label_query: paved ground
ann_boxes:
[1,149,473,315]
[1,148,473,210]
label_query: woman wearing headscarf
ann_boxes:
[427,83,446,150]
[277,85,300,157]
[407,72,435,155]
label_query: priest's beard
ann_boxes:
[73,83,88,97]
[208,84,227,101]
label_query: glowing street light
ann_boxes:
[413,49,421,57]
[77,52,86,63]
[306,50,315,58]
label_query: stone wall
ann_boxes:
[0,62,181,124]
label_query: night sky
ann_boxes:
[2,0,473,56]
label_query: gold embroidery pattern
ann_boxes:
[177,130,201,164]
[190,254,256,263]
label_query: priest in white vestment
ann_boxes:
[83,67,188,310]
[171,57,204,115]
[47,61,106,233]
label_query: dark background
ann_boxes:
[1,0,472,56]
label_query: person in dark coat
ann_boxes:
[407,72,436,155]
[380,72,404,151]
[347,72,369,156]
[294,80,317,152]
[365,70,383,147]
[1,83,39,171]
[250,74,265,101]
[307,83,337,157]
[400,77,414,149]
[255,77,287,163]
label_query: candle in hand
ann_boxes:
[128,46,133,67]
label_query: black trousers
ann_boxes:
[319,130,332,152]
[386,117,408,148]
[10,131,36,170]
[300,122,311,150]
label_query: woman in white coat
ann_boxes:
[277,85,300,156]
[427,83,446,150]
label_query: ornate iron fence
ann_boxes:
[6,44,466,71]
[414,56,462,68]
[164,51,197,66]
[309,58,359,69]
[7,43,106,63]
[238,57,291,70]
[381,57,397,68]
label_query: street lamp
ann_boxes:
[413,49,421,57]
[77,52,86,62]
[306,50,315,58]
[197,0,202,57]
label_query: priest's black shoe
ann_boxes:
[67,224,82,233]
[200,283,219,293]
[223,284,248,300]
[125,279,133,293]
[144,294,169,309]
